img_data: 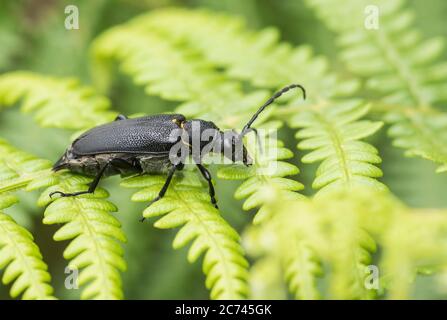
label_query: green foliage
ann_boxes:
[245,188,447,299]
[92,16,273,130]
[0,71,115,129]
[217,121,304,222]
[39,173,127,299]
[0,138,126,299]
[291,101,385,193]
[0,76,127,298]
[305,0,447,171]
[0,138,54,300]
[244,212,323,300]
[0,211,53,299]
[0,138,54,197]
[0,73,127,299]
[122,171,248,299]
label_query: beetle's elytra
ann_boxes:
[50,84,306,218]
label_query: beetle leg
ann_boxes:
[140,164,179,222]
[49,162,110,198]
[114,114,128,121]
[196,164,218,209]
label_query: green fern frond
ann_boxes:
[380,210,447,299]
[121,8,384,193]
[0,141,126,299]
[0,211,54,299]
[0,138,55,195]
[291,101,385,193]
[247,188,447,299]
[305,0,447,106]
[91,10,305,224]
[217,122,304,223]
[129,8,346,95]
[0,138,126,299]
[37,172,126,299]
[247,257,287,300]
[385,110,447,172]
[121,170,249,299]
[243,199,323,299]
[0,71,115,129]
[274,217,323,300]
[0,140,55,300]
[289,195,378,299]
[0,193,18,210]
[305,0,447,170]
[323,204,377,299]
[92,24,238,103]
[284,240,323,300]
[243,223,288,300]
[91,19,273,130]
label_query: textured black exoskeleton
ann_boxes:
[51,84,306,218]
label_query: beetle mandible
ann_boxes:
[50,84,306,216]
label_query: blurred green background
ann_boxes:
[1,0,447,299]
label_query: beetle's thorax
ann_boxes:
[181,119,222,150]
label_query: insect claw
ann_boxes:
[139,217,146,223]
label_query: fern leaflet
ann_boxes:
[0,136,126,300]
[121,171,249,299]
[291,100,385,193]
[0,138,55,195]
[0,71,115,129]
[305,0,447,170]
[0,182,53,300]
[38,172,127,299]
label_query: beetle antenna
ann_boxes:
[240,84,306,136]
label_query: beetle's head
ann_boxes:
[180,83,306,166]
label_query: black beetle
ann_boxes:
[50,84,305,214]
